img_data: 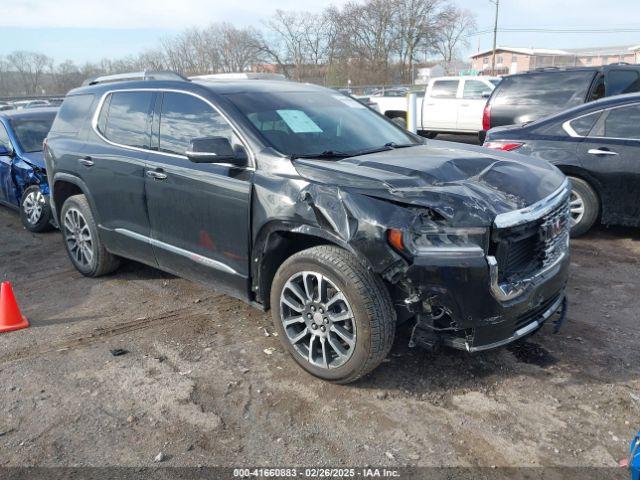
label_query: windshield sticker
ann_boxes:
[332,95,366,109]
[276,110,323,133]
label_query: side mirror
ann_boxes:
[185,136,245,165]
[481,91,492,99]
[0,142,13,156]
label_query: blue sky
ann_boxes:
[1,0,639,64]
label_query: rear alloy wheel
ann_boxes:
[20,186,53,233]
[271,245,395,383]
[568,177,599,238]
[60,194,120,277]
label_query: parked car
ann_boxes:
[484,92,640,236]
[366,76,500,138]
[481,64,640,141]
[45,72,570,383]
[0,108,57,232]
[12,99,51,110]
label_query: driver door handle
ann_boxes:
[79,156,94,167]
[146,169,167,180]
[588,148,618,156]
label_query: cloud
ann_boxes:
[0,0,345,29]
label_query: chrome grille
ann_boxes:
[539,201,570,269]
[493,194,570,283]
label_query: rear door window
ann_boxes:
[462,80,491,99]
[607,70,640,96]
[100,91,154,149]
[49,94,95,135]
[492,71,595,108]
[431,80,459,98]
[602,104,640,140]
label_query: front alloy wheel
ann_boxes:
[280,271,357,369]
[270,245,396,383]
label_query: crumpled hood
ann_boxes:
[20,151,45,169]
[293,141,566,227]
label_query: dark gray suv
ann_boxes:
[44,72,571,383]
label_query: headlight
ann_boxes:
[388,226,489,255]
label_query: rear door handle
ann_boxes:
[79,156,94,167]
[588,148,618,156]
[146,169,167,180]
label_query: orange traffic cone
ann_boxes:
[0,282,29,333]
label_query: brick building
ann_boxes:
[470,44,640,75]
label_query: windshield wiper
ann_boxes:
[293,150,353,159]
[384,142,418,149]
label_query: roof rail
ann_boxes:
[82,71,189,86]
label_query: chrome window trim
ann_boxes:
[90,87,256,170]
[493,178,570,229]
[562,101,640,141]
[114,228,240,276]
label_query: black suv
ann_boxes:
[482,65,640,137]
[45,72,570,383]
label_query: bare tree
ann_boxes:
[53,60,83,93]
[7,51,53,95]
[432,7,476,75]
[393,0,444,82]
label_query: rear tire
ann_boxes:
[270,245,396,383]
[60,194,120,277]
[20,185,53,233]
[568,177,599,237]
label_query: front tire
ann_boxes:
[20,186,53,233]
[568,177,599,237]
[270,245,396,383]
[60,194,120,277]
[419,131,438,139]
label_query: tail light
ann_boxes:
[482,102,491,131]
[483,141,525,152]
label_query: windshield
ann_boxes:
[225,91,419,158]
[10,116,55,153]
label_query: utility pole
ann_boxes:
[490,0,500,75]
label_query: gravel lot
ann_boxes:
[0,196,638,473]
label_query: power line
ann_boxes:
[469,27,640,36]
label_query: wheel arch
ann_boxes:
[384,110,407,120]
[251,221,364,310]
[51,173,99,224]
[556,166,603,216]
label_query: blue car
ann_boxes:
[0,107,57,232]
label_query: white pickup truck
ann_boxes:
[366,76,500,139]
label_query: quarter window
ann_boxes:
[159,92,235,156]
[607,70,640,96]
[431,80,459,98]
[603,104,640,139]
[50,94,95,136]
[463,80,491,99]
[568,111,601,137]
[100,91,154,149]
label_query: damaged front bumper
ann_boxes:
[405,248,569,352]
[403,178,571,352]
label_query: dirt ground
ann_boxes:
[0,203,638,473]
